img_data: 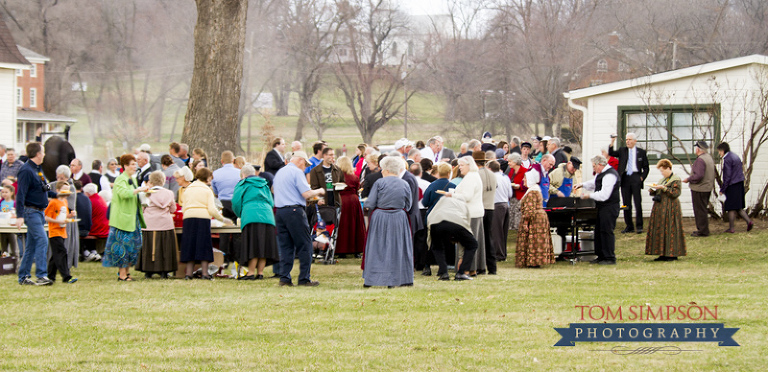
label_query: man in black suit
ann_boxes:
[608,133,650,234]
[264,137,287,175]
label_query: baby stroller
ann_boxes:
[310,204,341,265]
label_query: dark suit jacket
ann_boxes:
[401,171,424,232]
[609,145,650,184]
[361,169,381,199]
[264,149,285,175]
[439,148,456,161]
[309,163,344,208]
[551,148,568,170]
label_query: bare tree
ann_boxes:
[182,0,248,168]
[332,0,415,143]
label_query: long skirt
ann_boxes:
[239,223,279,266]
[515,210,554,268]
[136,229,179,273]
[458,217,486,272]
[363,209,413,287]
[64,223,79,269]
[180,218,213,263]
[102,219,142,268]
[509,198,521,230]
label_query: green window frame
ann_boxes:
[617,104,721,162]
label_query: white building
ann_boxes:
[565,54,768,216]
[0,17,31,149]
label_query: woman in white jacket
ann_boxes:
[444,156,485,276]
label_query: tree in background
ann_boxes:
[182,0,248,168]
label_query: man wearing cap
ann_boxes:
[273,151,325,287]
[549,157,581,198]
[394,138,412,158]
[609,133,650,234]
[520,142,533,168]
[547,137,568,169]
[683,141,715,237]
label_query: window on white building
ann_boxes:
[597,59,608,72]
[30,88,37,108]
[620,105,719,160]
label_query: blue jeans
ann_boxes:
[276,207,312,284]
[18,209,48,282]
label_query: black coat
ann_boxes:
[264,149,285,175]
[609,145,650,182]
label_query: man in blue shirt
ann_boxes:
[274,151,325,287]
[15,142,54,286]
[304,141,325,176]
[212,151,243,266]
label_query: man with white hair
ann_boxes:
[273,151,325,287]
[291,141,303,153]
[547,137,568,169]
[525,154,556,207]
[69,158,92,186]
[136,152,153,186]
[406,148,422,167]
[609,133,650,234]
[575,155,620,265]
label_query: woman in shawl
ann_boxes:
[136,171,178,278]
[645,159,686,261]
[363,156,413,288]
[515,172,554,268]
[446,155,484,276]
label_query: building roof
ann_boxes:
[16,45,49,63]
[17,108,77,123]
[0,15,29,67]
[564,54,768,100]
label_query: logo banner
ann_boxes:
[553,323,739,347]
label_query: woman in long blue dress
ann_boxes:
[363,156,413,288]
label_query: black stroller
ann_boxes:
[309,204,341,265]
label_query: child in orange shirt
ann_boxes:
[44,181,78,284]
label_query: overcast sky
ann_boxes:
[401,0,450,15]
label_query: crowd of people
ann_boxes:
[0,130,757,287]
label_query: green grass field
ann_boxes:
[1,219,765,371]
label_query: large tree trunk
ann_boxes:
[182,0,248,169]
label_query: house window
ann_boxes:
[16,69,22,76]
[620,105,720,161]
[619,62,630,72]
[16,87,23,107]
[597,59,608,72]
[30,64,37,77]
[30,88,37,108]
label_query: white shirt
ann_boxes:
[627,147,638,174]
[521,159,532,169]
[420,147,436,162]
[494,171,513,204]
[581,165,618,202]
[416,178,431,209]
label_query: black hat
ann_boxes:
[694,141,709,150]
[532,136,542,141]
[569,157,581,170]
[521,142,532,149]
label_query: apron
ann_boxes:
[540,174,550,207]
[558,176,573,197]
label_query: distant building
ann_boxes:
[15,45,76,151]
[0,14,31,149]
[568,32,651,91]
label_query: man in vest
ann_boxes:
[683,141,715,237]
[575,155,620,265]
[525,154,555,207]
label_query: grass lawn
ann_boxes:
[1,218,766,371]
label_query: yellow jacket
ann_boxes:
[180,180,225,221]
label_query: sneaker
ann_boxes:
[454,273,473,281]
[36,277,54,286]
[67,278,78,284]
[20,277,38,286]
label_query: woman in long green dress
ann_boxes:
[645,159,686,261]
